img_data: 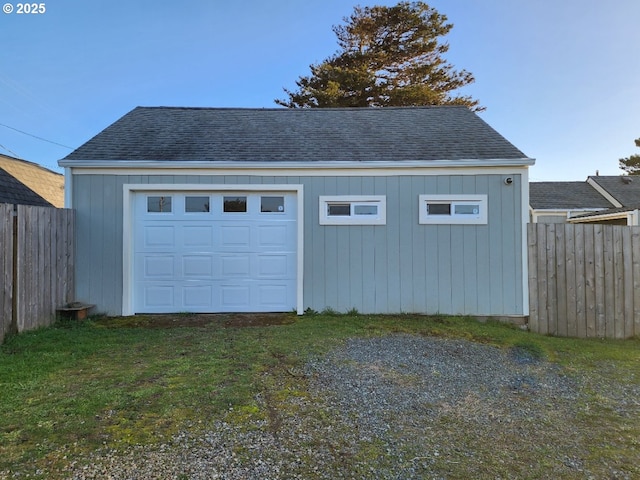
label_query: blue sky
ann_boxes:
[1,0,638,181]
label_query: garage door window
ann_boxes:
[147,196,172,213]
[261,196,285,213]
[224,196,247,213]
[185,196,210,213]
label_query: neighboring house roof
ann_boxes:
[0,167,54,207]
[0,154,64,207]
[61,106,531,164]
[567,206,640,225]
[570,206,636,218]
[529,181,614,210]
[587,175,640,208]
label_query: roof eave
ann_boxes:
[59,158,535,169]
[567,209,638,223]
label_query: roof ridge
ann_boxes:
[133,105,470,112]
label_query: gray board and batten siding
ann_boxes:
[70,172,525,317]
[61,106,533,318]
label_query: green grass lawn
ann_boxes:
[1,313,638,478]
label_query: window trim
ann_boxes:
[419,194,488,225]
[319,195,386,225]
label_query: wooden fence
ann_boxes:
[1,204,75,344]
[528,223,640,339]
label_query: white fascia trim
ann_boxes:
[61,158,535,171]
[521,168,529,316]
[121,183,305,316]
[530,208,606,221]
[566,211,632,224]
[66,165,533,178]
[586,177,622,208]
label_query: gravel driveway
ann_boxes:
[64,334,633,479]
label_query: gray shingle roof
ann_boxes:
[62,106,529,163]
[588,175,640,208]
[529,181,614,209]
[0,168,54,207]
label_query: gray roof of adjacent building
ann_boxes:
[529,181,615,210]
[61,106,531,164]
[587,175,640,208]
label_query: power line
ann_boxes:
[0,122,73,150]
[0,142,21,158]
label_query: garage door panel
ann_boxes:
[258,224,289,246]
[143,285,176,308]
[221,225,251,247]
[259,284,289,306]
[144,225,176,248]
[142,255,175,278]
[183,285,213,308]
[183,255,214,277]
[257,254,289,276]
[221,255,251,276]
[221,285,251,308]
[183,225,214,247]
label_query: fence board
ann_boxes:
[583,225,596,337]
[613,227,624,339]
[529,223,640,339]
[622,228,634,338]
[633,229,640,337]
[604,227,615,338]
[593,224,606,337]
[537,224,548,334]
[546,224,557,335]
[575,225,586,338]
[555,223,567,337]
[1,204,13,344]
[527,224,539,333]
[564,224,577,337]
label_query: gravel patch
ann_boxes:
[12,334,633,479]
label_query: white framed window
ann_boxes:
[319,195,386,225]
[419,194,488,225]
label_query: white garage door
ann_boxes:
[133,191,297,313]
